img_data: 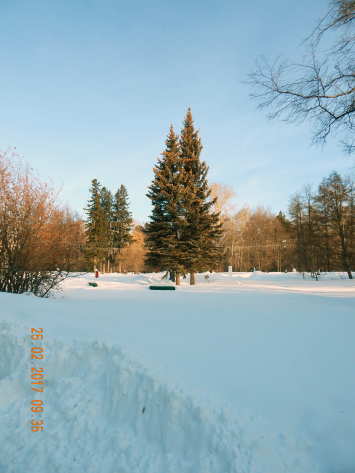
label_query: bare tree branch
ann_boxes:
[246,0,355,154]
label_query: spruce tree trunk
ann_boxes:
[119,261,122,273]
[176,274,180,286]
[103,263,106,274]
[107,259,110,273]
[99,262,102,273]
[190,271,195,285]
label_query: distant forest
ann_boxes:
[1,115,354,295]
[213,171,355,279]
[83,170,355,280]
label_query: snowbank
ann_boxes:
[0,320,318,473]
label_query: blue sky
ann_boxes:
[0,0,352,222]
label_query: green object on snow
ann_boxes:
[88,282,98,287]
[149,286,175,290]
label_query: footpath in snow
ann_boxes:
[1,271,354,473]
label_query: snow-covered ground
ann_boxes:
[1,271,354,473]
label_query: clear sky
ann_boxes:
[0,0,353,222]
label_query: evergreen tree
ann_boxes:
[101,186,114,271]
[145,110,222,284]
[145,125,185,284]
[276,211,293,234]
[85,179,108,269]
[101,187,113,221]
[112,185,133,272]
[178,109,222,284]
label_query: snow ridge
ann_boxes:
[0,320,318,473]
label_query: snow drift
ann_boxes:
[1,319,318,473]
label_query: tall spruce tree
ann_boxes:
[112,185,133,272]
[145,125,185,284]
[146,111,222,284]
[85,179,108,270]
[101,186,114,271]
[179,109,222,284]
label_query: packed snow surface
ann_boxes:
[1,271,354,473]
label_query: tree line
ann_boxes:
[217,172,355,279]
[84,165,355,281]
[1,109,354,296]
[217,201,290,274]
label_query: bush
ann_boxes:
[0,149,85,296]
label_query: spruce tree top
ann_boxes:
[179,108,203,179]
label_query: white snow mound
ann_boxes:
[0,320,318,473]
